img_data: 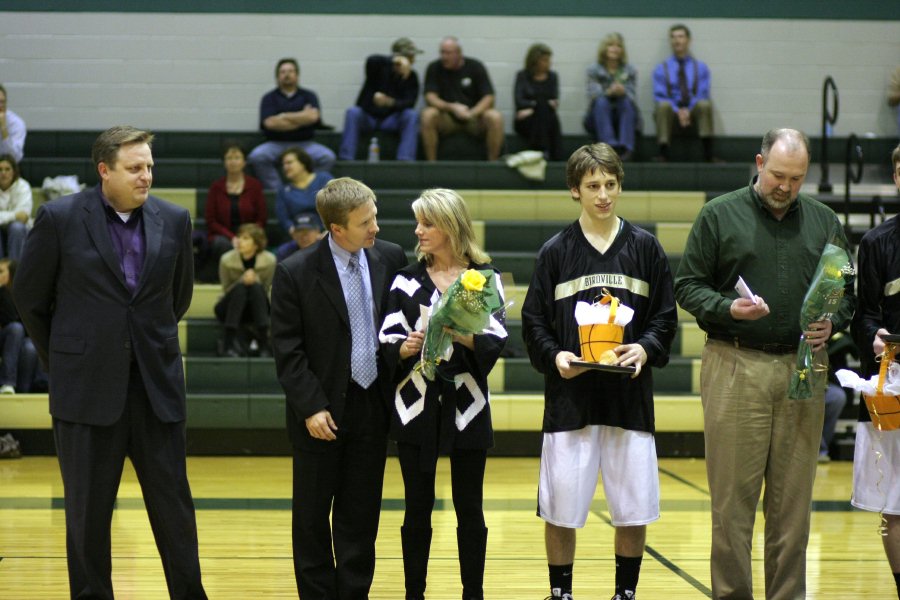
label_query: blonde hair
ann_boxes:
[597,32,628,68]
[412,189,489,266]
[316,177,376,231]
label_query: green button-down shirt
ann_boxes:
[674,177,856,347]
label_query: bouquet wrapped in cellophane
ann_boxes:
[418,269,503,380]
[788,242,855,399]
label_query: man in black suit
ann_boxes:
[14,126,206,599]
[271,177,407,599]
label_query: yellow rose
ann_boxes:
[823,265,842,279]
[460,269,486,292]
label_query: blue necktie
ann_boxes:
[347,253,377,388]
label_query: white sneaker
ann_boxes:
[0,385,15,394]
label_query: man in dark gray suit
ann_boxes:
[271,177,407,599]
[14,126,206,600]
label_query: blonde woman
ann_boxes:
[379,188,507,600]
[585,33,639,160]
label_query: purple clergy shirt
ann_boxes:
[100,192,146,294]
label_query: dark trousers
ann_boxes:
[398,443,487,599]
[292,382,388,600]
[0,321,25,388]
[214,282,270,331]
[513,102,563,161]
[52,362,206,600]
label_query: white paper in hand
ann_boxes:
[735,276,758,305]
[418,304,431,333]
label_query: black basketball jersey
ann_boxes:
[522,219,677,433]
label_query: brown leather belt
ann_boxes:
[706,333,797,355]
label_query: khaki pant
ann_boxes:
[654,99,714,144]
[701,339,825,600]
[434,110,487,138]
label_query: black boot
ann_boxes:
[401,526,432,600]
[222,327,243,358]
[257,326,272,357]
[457,526,487,600]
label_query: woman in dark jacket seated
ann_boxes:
[513,43,563,161]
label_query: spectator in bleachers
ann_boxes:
[204,144,267,278]
[248,58,336,190]
[0,254,29,457]
[0,85,26,164]
[652,24,717,162]
[276,147,332,245]
[0,154,31,260]
[585,33,639,161]
[216,223,276,358]
[513,43,562,161]
[339,37,422,162]
[889,66,900,140]
[379,188,506,600]
[276,210,324,263]
[0,258,25,394]
[0,259,47,393]
[420,37,504,162]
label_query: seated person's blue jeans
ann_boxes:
[338,106,419,161]
[0,322,25,389]
[0,221,28,261]
[586,95,637,152]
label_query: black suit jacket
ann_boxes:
[271,236,407,451]
[13,186,194,426]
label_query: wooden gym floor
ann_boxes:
[0,456,893,598]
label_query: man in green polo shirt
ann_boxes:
[674,128,855,599]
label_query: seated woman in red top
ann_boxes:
[204,144,267,279]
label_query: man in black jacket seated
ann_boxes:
[338,37,422,162]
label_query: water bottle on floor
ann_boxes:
[367,137,380,162]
